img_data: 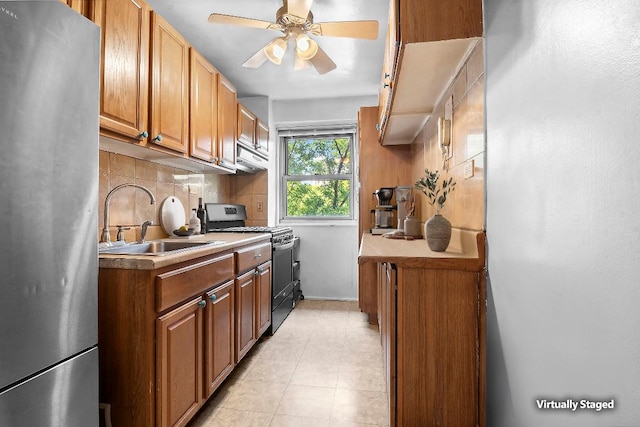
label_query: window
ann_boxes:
[280,125,356,220]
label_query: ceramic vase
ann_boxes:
[425,213,451,252]
[403,216,421,237]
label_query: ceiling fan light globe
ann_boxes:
[296,36,318,60]
[264,37,288,64]
[295,34,310,51]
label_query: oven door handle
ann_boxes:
[273,241,295,252]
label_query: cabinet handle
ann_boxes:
[258,267,264,274]
[384,72,390,79]
[137,131,148,139]
[153,134,162,142]
[209,294,217,302]
[383,82,391,88]
[254,270,259,277]
[254,253,262,259]
[376,123,381,131]
[198,300,206,308]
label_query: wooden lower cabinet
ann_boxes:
[378,262,485,427]
[235,269,256,362]
[234,260,272,363]
[255,261,272,337]
[204,281,235,398]
[157,297,204,427]
[99,246,276,427]
[234,242,273,362]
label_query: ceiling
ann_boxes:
[146,0,390,101]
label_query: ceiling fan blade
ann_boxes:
[208,13,282,31]
[311,20,379,40]
[242,47,269,68]
[308,44,336,75]
[286,0,313,19]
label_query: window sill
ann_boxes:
[279,220,358,227]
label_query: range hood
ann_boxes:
[236,143,268,173]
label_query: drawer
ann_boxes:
[236,242,271,274]
[156,253,234,312]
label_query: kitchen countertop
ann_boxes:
[358,229,485,271]
[99,233,271,270]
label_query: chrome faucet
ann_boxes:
[139,220,153,243]
[101,184,156,244]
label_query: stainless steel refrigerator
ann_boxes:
[0,2,100,425]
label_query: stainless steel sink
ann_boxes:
[99,240,224,256]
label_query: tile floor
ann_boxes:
[187,299,390,427]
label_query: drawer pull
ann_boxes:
[198,300,206,308]
[209,294,217,302]
[254,253,262,258]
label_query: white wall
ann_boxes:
[485,0,640,425]
[271,95,376,300]
[292,224,359,300]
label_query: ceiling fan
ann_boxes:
[208,0,379,74]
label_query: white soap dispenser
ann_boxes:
[189,208,201,233]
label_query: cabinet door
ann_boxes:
[237,103,256,146]
[395,268,479,426]
[61,0,88,15]
[150,12,189,154]
[190,48,218,162]
[377,0,396,135]
[157,297,204,427]
[92,0,150,142]
[204,280,235,399]
[255,261,272,337]
[235,270,256,362]
[217,74,237,169]
[383,263,396,426]
[256,119,269,156]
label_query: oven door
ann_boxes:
[272,240,294,308]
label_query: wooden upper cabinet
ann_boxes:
[217,75,237,170]
[92,0,150,143]
[60,0,89,16]
[237,103,256,147]
[397,0,483,44]
[256,119,269,156]
[149,12,190,154]
[377,0,397,134]
[378,0,483,145]
[190,48,218,163]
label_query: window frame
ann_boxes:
[278,124,357,222]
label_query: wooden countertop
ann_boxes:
[99,233,271,270]
[358,229,485,271]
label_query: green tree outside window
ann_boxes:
[283,134,353,218]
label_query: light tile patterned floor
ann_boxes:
[187,300,390,427]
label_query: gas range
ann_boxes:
[204,203,298,335]
[204,203,294,244]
